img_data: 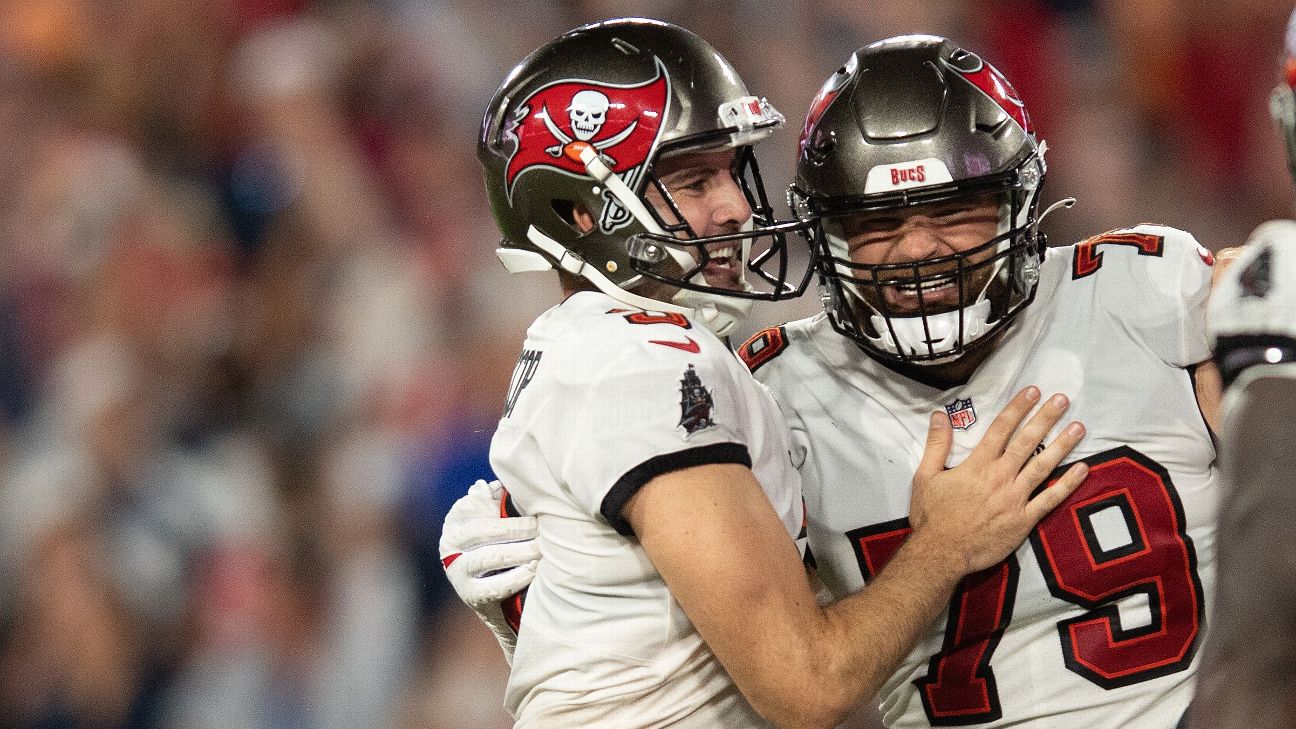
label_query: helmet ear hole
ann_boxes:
[551,200,597,234]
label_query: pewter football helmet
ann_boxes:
[790,36,1049,363]
[479,18,812,336]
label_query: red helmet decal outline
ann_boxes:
[503,58,671,229]
[799,87,840,159]
[799,61,852,158]
[955,58,1032,135]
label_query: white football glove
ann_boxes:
[440,479,539,664]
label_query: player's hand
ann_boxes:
[440,479,540,663]
[1210,245,1246,290]
[908,386,1089,575]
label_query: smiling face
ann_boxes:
[834,193,1002,315]
[643,148,753,291]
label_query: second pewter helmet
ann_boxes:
[1273,8,1296,184]
[478,18,813,337]
[790,35,1052,363]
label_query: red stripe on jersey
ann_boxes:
[649,336,701,353]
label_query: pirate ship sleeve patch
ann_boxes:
[600,442,752,537]
[677,364,717,436]
[554,331,753,526]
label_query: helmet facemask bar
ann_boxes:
[821,230,1027,361]
[809,173,1044,363]
[626,144,815,302]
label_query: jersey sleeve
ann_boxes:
[547,327,754,536]
[1080,224,1213,367]
[744,324,808,470]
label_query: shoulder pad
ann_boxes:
[1069,224,1213,281]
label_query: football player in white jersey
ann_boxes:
[1189,12,1296,728]
[732,36,1223,728]
[1190,229,1296,729]
[453,19,1090,729]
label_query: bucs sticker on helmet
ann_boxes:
[864,158,954,194]
[504,59,671,233]
[943,51,1032,135]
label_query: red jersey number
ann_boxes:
[847,446,1203,725]
[1029,446,1204,689]
[1071,231,1164,279]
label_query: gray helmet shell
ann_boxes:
[791,35,1048,363]
[478,18,809,335]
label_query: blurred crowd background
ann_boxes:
[0,1,1290,727]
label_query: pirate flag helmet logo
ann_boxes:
[505,60,670,234]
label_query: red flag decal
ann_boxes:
[504,60,670,200]
[958,60,1032,135]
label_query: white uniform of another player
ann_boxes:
[1191,220,1296,729]
[492,290,804,729]
[744,225,1218,728]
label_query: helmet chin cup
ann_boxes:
[867,298,993,362]
[672,287,753,338]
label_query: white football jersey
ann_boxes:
[745,225,1218,728]
[492,290,803,729]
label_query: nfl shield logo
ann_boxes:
[945,398,977,430]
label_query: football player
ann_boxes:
[744,36,1222,728]
[1189,11,1296,728]
[452,19,1089,729]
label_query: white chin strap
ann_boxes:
[866,298,993,361]
[519,225,753,338]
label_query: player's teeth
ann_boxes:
[897,277,955,294]
[709,246,737,266]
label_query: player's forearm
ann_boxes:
[733,532,964,729]
[818,531,965,704]
[1193,358,1224,434]
[629,464,962,728]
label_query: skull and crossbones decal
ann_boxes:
[502,60,670,230]
[568,90,609,140]
[534,89,640,166]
